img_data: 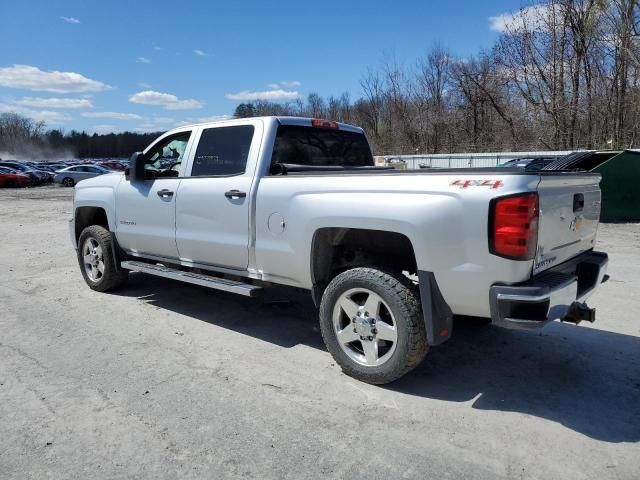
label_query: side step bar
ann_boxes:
[121,260,262,297]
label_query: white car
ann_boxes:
[54,164,111,187]
[68,117,608,384]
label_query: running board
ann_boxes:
[121,260,262,297]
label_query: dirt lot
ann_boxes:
[1,185,639,480]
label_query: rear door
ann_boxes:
[534,173,602,275]
[175,121,262,270]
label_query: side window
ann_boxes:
[190,125,254,177]
[144,132,192,178]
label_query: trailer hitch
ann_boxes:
[562,302,596,325]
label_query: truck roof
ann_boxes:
[174,116,365,134]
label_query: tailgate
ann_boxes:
[533,173,601,275]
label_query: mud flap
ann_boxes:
[418,271,453,345]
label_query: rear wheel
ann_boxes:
[62,177,75,187]
[77,225,128,292]
[6,179,17,188]
[319,267,428,384]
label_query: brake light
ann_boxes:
[489,192,539,260]
[311,119,338,129]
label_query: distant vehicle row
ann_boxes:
[0,159,127,188]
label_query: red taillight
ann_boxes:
[311,118,338,129]
[489,192,539,260]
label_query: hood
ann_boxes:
[74,172,124,189]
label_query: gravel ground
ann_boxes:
[1,185,639,480]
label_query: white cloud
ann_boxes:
[194,49,207,56]
[134,124,163,132]
[129,90,203,110]
[0,102,71,124]
[61,16,80,24]
[151,116,176,124]
[0,64,110,93]
[225,89,299,101]
[267,81,301,90]
[192,115,230,123]
[82,111,143,120]
[489,4,554,33]
[136,57,152,64]
[92,124,116,133]
[12,97,94,109]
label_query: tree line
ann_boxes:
[1,0,638,159]
[235,0,640,154]
[0,113,161,159]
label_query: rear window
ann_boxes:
[270,125,373,169]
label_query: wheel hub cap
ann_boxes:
[332,288,398,367]
[82,237,104,282]
[354,313,375,338]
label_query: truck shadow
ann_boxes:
[387,318,640,444]
[118,273,640,444]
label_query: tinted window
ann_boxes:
[190,125,254,176]
[271,126,373,168]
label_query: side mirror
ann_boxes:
[127,152,145,181]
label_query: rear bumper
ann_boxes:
[489,251,608,329]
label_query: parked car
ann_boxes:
[97,160,127,171]
[0,162,43,184]
[15,161,54,182]
[499,157,558,171]
[0,167,31,187]
[542,151,619,171]
[54,164,111,187]
[69,116,608,384]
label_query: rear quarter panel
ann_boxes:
[254,172,539,317]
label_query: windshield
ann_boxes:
[270,125,373,169]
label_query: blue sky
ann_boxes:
[0,0,522,133]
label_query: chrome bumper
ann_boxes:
[489,251,608,329]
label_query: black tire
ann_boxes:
[77,225,128,292]
[62,177,75,187]
[319,267,428,384]
[6,179,17,188]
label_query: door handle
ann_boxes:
[157,189,174,198]
[225,189,246,199]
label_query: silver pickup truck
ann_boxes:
[70,117,608,383]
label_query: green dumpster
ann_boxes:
[591,150,640,222]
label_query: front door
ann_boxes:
[115,130,193,259]
[175,123,259,270]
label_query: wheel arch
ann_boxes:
[309,227,418,301]
[74,206,111,243]
[309,227,453,347]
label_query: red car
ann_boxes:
[97,161,127,171]
[0,168,31,187]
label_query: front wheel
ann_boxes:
[77,225,128,292]
[319,268,428,384]
[62,177,75,187]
